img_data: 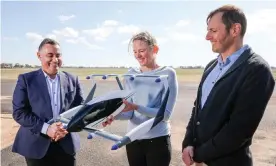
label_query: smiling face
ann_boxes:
[133,39,156,67]
[205,12,234,54]
[37,43,62,78]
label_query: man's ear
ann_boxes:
[153,45,159,54]
[232,23,241,37]
[37,52,41,59]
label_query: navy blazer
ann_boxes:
[12,68,84,159]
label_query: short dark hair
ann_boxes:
[207,5,247,37]
[38,38,60,51]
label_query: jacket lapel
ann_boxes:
[59,71,68,114]
[37,69,53,118]
[200,60,218,87]
[198,47,254,115]
[196,60,218,112]
[216,47,254,84]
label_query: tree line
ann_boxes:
[1,62,275,69]
[1,63,205,69]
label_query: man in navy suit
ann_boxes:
[12,38,84,166]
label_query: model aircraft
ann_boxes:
[47,73,170,150]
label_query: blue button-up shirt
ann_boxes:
[41,71,61,134]
[201,45,249,109]
[45,73,61,119]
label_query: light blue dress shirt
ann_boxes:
[201,45,249,109]
[41,72,61,135]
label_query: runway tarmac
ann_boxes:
[1,79,276,166]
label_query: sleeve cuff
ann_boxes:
[114,111,133,120]
[136,105,146,113]
[41,122,50,135]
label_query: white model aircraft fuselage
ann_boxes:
[47,73,170,150]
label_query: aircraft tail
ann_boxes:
[84,83,97,104]
[151,87,170,129]
[47,83,97,124]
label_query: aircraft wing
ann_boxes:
[83,127,123,142]
[47,105,83,124]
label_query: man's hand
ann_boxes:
[182,146,194,166]
[46,122,68,141]
[122,100,138,112]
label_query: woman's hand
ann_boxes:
[102,100,138,127]
[122,99,138,112]
[102,115,114,127]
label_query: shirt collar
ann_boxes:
[42,70,59,81]
[217,44,249,67]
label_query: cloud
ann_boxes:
[118,10,123,13]
[58,14,75,23]
[117,25,141,34]
[103,20,119,26]
[121,39,130,45]
[94,37,106,42]
[162,19,203,42]
[26,32,43,41]
[25,31,102,50]
[66,37,103,50]
[66,39,78,44]
[26,32,59,45]
[45,34,57,40]
[82,20,120,41]
[247,9,276,34]
[53,27,79,38]
[83,26,114,40]
[82,20,142,41]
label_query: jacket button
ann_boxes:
[193,138,197,142]
[196,121,200,125]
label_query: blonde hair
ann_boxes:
[128,31,157,53]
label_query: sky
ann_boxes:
[1,0,276,67]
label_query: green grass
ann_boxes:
[1,68,275,82]
[0,68,129,80]
[0,68,203,82]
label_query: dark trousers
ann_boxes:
[126,135,171,166]
[25,142,76,166]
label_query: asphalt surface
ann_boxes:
[1,79,275,166]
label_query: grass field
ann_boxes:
[0,68,205,82]
[1,68,275,82]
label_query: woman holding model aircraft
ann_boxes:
[102,31,178,166]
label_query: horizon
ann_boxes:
[2,1,276,67]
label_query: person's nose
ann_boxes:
[52,56,58,63]
[205,32,212,41]
[136,52,141,58]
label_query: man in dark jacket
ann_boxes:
[182,5,275,166]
